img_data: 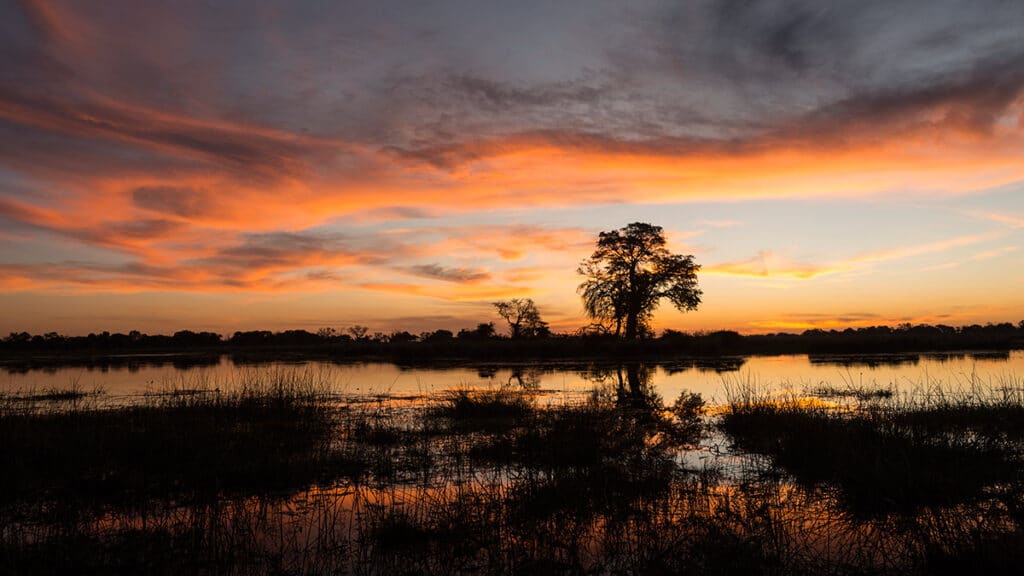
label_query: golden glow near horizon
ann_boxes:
[2,1,1023,336]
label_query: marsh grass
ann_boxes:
[430,388,535,433]
[0,371,358,513]
[806,383,895,401]
[721,380,1024,517]
[5,387,93,403]
[0,378,101,410]
[4,369,1024,575]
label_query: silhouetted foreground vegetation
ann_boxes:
[723,386,1024,517]
[3,369,1024,574]
[3,320,1024,362]
[0,373,347,513]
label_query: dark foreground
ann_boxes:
[2,368,1024,575]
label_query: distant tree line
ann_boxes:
[3,321,1023,359]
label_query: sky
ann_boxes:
[1,0,1023,336]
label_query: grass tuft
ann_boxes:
[720,384,1022,517]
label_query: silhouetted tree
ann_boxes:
[458,322,496,340]
[347,325,370,341]
[578,223,701,339]
[420,329,454,342]
[493,298,548,338]
[230,330,273,345]
[389,330,418,344]
[172,330,222,346]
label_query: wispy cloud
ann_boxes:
[707,233,1001,280]
[969,210,1024,229]
[705,251,838,279]
[845,232,1002,265]
[355,282,533,302]
[401,264,491,284]
[973,246,1019,260]
[695,220,741,229]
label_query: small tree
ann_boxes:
[578,222,701,339]
[347,325,370,341]
[493,298,548,338]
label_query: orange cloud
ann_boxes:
[6,92,1023,258]
[0,262,348,294]
[746,306,1018,334]
[398,225,593,262]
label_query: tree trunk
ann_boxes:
[625,364,643,395]
[624,313,638,339]
[624,295,641,339]
[624,267,642,339]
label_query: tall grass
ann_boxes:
[719,377,1024,517]
[0,369,357,514]
[4,369,1024,575]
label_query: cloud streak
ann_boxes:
[401,264,492,284]
[707,233,1002,280]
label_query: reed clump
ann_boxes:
[720,381,1024,517]
[0,372,357,512]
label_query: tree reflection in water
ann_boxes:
[2,369,1023,575]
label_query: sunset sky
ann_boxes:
[2,0,1023,336]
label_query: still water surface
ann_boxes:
[4,350,1022,403]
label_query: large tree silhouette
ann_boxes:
[578,223,701,339]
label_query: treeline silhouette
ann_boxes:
[3,321,1023,360]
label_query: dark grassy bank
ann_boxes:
[4,369,1024,575]
[1,377,717,575]
[0,375,356,515]
[721,387,1024,518]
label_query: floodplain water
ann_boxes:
[5,350,1024,574]
[4,350,1022,403]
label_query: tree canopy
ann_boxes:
[578,222,701,339]
[493,298,549,338]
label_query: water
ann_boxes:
[3,350,1022,403]
[6,350,1024,573]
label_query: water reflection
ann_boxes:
[4,351,1024,406]
[809,353,923,368]
[662,356,748,373]
[809,350,1013,368]
[1,354,221,375]
[4,384,1022,575]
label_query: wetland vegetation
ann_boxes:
[3,365,1024,574]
